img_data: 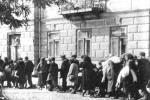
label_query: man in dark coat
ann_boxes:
[24,56,34,88]
[138,52,150,100]
[0,56,4,71]
[59,55,70,91]
[47,57,58,91]
[16,58,26,89]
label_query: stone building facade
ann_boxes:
[0,0,150,65]
[39,0,150,64]
[0,2,36,62]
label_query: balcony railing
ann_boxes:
[59,0,107,15]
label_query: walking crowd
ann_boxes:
[0,52,150,100]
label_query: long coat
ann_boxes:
[67,63,78,86]
[24,60,34,75]
[60,59,70,78]
[37,62,47,86]
[16,61,26,84]
[0,59,4,71]
[82,61,96,90]
[138,58,150,90]
[47,62,58,85]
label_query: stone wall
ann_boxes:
[40,9,150,66]
[0,24,35,61]
[0,4,35,63]
[120,10,150,56]
[40,18,113,60]
[0,25,9,58]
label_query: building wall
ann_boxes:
[0,25,9,58]
[0,3,35,63]
[0,0,149,65]
[40,8,150,65]
[107,0,150,12]
[121,11,150,56]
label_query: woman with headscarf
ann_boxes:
[116,53,138,100]
[82,56,97,97]
[101,56,123,98]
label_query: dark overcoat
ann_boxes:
[82,61,96,90]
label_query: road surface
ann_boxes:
[1,77,119,100]
[2,88,119,100]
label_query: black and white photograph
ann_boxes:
[0,0,150,100]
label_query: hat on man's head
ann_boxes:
[71,54,77,58]
[25,56,28,60]
[60,55,66,58]
[139,52,145,57]
[51,57,55,61]
[19,57,23,60]
[126,53,133,60]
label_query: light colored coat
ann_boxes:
[67,63,78,86]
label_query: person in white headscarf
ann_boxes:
[101,56,123,98]
[116,53,138,100]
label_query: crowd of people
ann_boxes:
[0,52,150,100]
[0,56,34,89]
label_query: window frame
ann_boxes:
[48,31,60,57]
[76,28,92,57]
[110,26,128,56]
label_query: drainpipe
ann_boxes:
[38,7,41,58]
[149,9,150,57]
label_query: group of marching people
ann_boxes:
[0,51,150,100]
[36,52,150,100]
[0,56,34,89]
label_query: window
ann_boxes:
[110,26,127,56]
[48,32,60,57]
[77,29,92,56]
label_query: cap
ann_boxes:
[71,54,77,58]
[139,52,145,57]
[60,55,66,58]
[51,57,55,61]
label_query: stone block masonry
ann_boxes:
[39,9,150,61]
[122,13,150,56]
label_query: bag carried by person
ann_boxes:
[4,65,11,74]
[146,80,150,93]
[69,75,75,82]
[32,67,38,77]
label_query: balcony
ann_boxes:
[59,0,107,20]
